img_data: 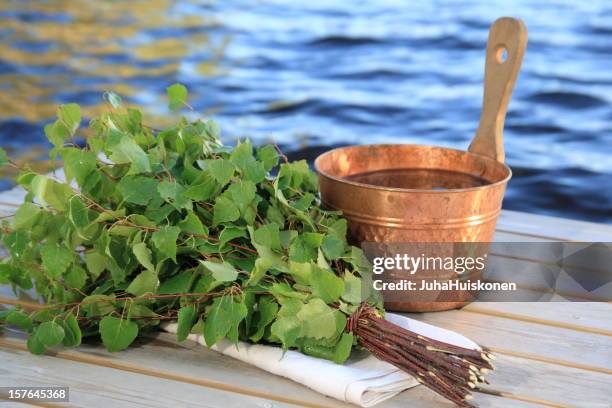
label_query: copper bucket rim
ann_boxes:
[314,143,512,195]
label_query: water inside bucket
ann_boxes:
[344,168,490,190]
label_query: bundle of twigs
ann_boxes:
[348,305,494,407]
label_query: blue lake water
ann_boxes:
[0,0,610,223]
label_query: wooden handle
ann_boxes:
[468,17,528,163]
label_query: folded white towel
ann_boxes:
[162,313,478,407]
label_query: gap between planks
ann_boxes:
[474,388,569,408]
[485,346,612,376]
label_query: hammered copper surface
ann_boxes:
[315,144,511,312]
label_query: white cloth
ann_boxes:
[162,313,478,407]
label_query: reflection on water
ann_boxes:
[0,0,227,126]
[0,0,611,223]
[345,169,490,190]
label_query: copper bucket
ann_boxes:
[315,18,528,312]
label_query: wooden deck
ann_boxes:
[1,188,611,408]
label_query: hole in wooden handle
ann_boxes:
[495,46,508,64]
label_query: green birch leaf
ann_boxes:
[207,159,235,186]
[176,305,197,342]
[213,197,239,226]
[270,317,300,350]
[108,134,151,175]
[204,296,247,346]
[297,299,337,339]
[246,256,272,287]
[289,234,319,263]
[117,176,159,205]
[36,321,65,347]
[349,246,370,274]
[158,270,193,294]
[27,333,47,355]
[132,242,155,272]
[256,145,279,171]
[128,214,155,228]
[321,234,344,260]
[82,295,115,317]
[167,83,188,110]
[333,332,354,364]
[225,180,256,214]
[310,266,344,304]
[200,260,238,282]
[328,219,348,242]
[65,265,87,290]
[85,251,107,279]
[178,212,207,235]
[31,175,74,211]
[253,222,281,250]
[62,149,97,185]
[151,226,181,262]
[250,296,278,342]
[126,270,159,296]
[144,203,174,224]
[291,193,315,211]
[41,243,73,278]
[6,310,32,331]
[99,316,139,352]
[342,272,363,304]
[270,298,302,349]
[3,230,28,260]
[58,103,81,135]
[183,176,218,201]
[218,227,246,248]
[229,140,253,169]
[13,202,41,230]
[267,205,286,228]
[45,121,70,148]
[68,195,91,230]
[60,313,82,347]
[268,282,308,300]
[127,304,157,319]
[242,159,266,183]
[287,261,312,285]
[158,180,191,210]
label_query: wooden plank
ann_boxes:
[0,334,348,408]
[497,210,612,242]
[0,296,535,407]
[0,346,296,408]
[482,354,612,408]
[0,401,51,408]
[463,303,612,336]
[478,254,611,302]
[494,231,554,243]
[0,329,540,408]
[0,295,593,408]
[406,310,612,374]
[0,402,65,408]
